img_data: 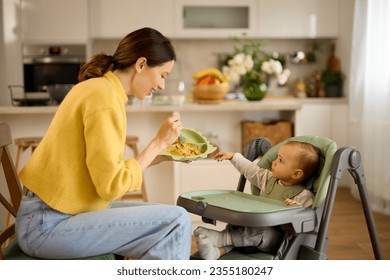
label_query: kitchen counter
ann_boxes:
[0,98,304,114]
[0,97,349,115]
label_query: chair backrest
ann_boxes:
[254,135,337,208]
[0,123,23,255]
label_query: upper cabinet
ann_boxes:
[257,0,339,38]
[20,0,88,44]
[16,0,340,42]
[89,0,175,39]
[174,0,258,38]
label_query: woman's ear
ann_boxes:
[135,57,147,73]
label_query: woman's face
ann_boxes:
[132,59,175,100]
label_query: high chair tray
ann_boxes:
[177,190,316,232]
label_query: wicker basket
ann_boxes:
[192,83,229,101]
[241,120,293,154]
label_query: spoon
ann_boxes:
[179,132,186,143]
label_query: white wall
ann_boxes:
[0,0,7,104]
[0,0,24,105]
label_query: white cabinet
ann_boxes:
[20,0,88,44]
[294,102,348,147]
[257,0,339,38]
[89,0,175,39]
[174,0,258,38]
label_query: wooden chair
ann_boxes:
[5,137,43,228]
[122,135,148,202]
[14,137,42,171]
[0,123,115,260]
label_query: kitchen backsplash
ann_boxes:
[92,38,333,97]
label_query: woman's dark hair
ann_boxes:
[78,27,176,82]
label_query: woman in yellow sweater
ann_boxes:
[15,27,192,259]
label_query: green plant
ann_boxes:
[320,69,345,85]
[307,40,321,62]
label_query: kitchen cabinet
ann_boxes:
[20,0,88,44]
[257,0,339,38]
[89,0,175,39]
[174,0,258,38]
[294,102,348,147]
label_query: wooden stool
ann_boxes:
[14,137,43,171]
[121,135,148,202]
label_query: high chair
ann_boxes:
[0,123,116,260]
[177,135,383,260]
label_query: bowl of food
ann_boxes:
[46,84,74,104]
[159,128,217,161]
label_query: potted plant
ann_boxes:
[320,69,345,97]
[321,43,345,98]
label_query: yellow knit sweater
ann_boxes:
[20,72,142,214]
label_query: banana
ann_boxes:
[192,67,226,83]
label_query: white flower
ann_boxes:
[243,54,254,71]
[222,65,241,83]
[222,40,291,89]
[224,53,255,84]
[261,59,283,75]
[231,53,245,64]
[276,69,291,86]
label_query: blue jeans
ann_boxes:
[15,191,192,259]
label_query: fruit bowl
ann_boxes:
[192,83,229,101]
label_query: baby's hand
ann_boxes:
[214,151,234,161]
[284,198,300,206]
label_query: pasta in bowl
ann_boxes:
[160,128,217,161]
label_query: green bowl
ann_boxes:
[159,128,217,161]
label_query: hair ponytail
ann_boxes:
[78,53,113,82]
[78,27,176,83]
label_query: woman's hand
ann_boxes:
[155,113,181,150]
[136,113,182,170]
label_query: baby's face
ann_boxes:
[271,144,300,183]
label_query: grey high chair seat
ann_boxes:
[177,135,383,260]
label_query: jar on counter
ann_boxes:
[294,79,308,98]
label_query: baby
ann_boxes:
[194,141,320,259]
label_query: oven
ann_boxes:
[23,44,86,92]
[11,44,86,105]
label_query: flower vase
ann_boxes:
[243,79,268,101]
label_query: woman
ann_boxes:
[15,27,192,260]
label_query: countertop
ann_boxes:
[0,97,348,115]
